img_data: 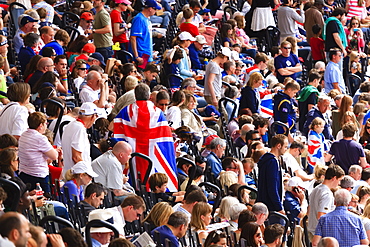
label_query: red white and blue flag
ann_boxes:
[307,130,326,167]
[113,100,178,191]
[258,82,274,118]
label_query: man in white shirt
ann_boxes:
[283,141,314,181]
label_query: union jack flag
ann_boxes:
[258,82,274,118]
[307,130,326,167]
[113,100,178,191]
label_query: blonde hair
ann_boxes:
[342,111,360,129]
[219,171,238,188]
[217,196,239,220]
[363,203,370,218]
[143,202,173,227]
[309,117,325,130]
[314,164,328,180]
[125,76,139,91]
[349,51,362,73]
[284,36,297,54]
[64,169,80,181]
[190,202,212,230]
[247,72,263,88]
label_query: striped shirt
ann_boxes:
[346,0,367,20]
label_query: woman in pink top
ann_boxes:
[345,16,365,52]
[18,112,58,194]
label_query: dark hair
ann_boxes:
[172,48,184,61]
[325,165,345,180]
[342,122,357,138]
[253,116,268,129]
[290,141,304,150]
[121,195,146,211]
[68,35,89,53]
[0,213,22,238]
[32,71,58,94]
[143,63,159,73]
[59,228,87,247]
[171,90,185,106]
[189,0,201,8]
[222,157,236,170]
[221,23,233,40]
[42,47,56,58]
[238,209,257,229]
[271,47,280,57]
[156,90,170,102]
[22,32,39,47]
[240,222,260,247]
[45,97,65,117]
[264,224,284,244]
[84,182,106,198]
[331,7,346,17]
[184,189,207,204]
[0,148,17,177]
[188,165,204,180]
[308,69,322,82]
[24,55,43,80]
[329,48,341,60]
[246,130,259,141]
[119,63,136,76]
[28,112,47,129]
[183,8,194,19]
[0,134,18,149]
[312,24,321,35]
[204,231,227,247]
[270,134,287,148]
[54,54,67,64]
[108,238,135,247]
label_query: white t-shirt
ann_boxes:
[92,150,124,190]
[61,120,91,177]
[282,152,301,173]
[204,61,222,98]
[0,102,28,136]
[79,85,107,118]
[48,115,76,147]
[166,106,182,129]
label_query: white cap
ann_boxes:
[178,31,196,41]
[79,102,98,116]
[195,35,207,44]
[288,176,307,189]
[88,209,116,233]
[220,47,231,58]
[71,161,98,178]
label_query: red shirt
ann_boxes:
[310,37,325,61]
[110,9,128,43]
[179,22,199,37]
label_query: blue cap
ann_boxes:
[145,0,162,10]
[199,8,210,14]
[20,15,38,27]
[90,52,106,67]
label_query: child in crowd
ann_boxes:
[232,44,254,67]
[324,0,335,16]
[310,24,325,63]
[349,51,362,78]
[307,117,327,174]
[148,173,185,204]
[179,8,199,37]
[167,48,184,90]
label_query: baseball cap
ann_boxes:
[115,0,132,4]
[204,135,219,146]
[88,209,117,233]
[195,35,207,44]
[145,0,162,10]
[179,31,196,41]
[220,47,231,58]
[20,15,38,27]
[71,161,98,178]
[198,8,210,15]
[79,102,98,116]
[90,52,106,67]
[81,12,94,21]
[82,43,96,54]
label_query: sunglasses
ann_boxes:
[283,47,291,50]
[86,20,93,23]
[366,126,370,129]
[159,103,169,106]
[78,67,87,70]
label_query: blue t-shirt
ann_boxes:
[129,12,153,62]
[274,53,300,83]
[152,225,179,247]
[40,40,64,56]
[169,63,181,89]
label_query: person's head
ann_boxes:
[78,102,99,128]
[37,57,55,73]
[88,209,115,245]
[0,134,18,150]
[28,112,47,135]
[222,157,239,173]
[264,224,284,246]
[93,0,106,10]
[40,26,54,44]
[119,63,137,77]
[183,93,198,110]
[0,148,18,177]
[317,237,339,247]
[135,83,150,101]
[255,52,269,70]
[181,78,197,92]
[270,134,288,156]
[156,90,170,112]
[193,35,207,50]
[289,141,304,158]
[339,175,355,190]
[108,238,135,247]
[240,222,263,247]
[22,32,39,48]
[329,48,342,63]
[309,117,325,133]
[312,24,322,36]
[229,203,248,221]
[84,182,106,208]
[183,8,194,19]
[72,59,88,79]
[190,202,212,230]
[334,188,351,206]
[0,212,31,247]
[65,161,98,185]
[167,211,189,238]
[19,15,38,32]
[86,70,103,91]
[331,7,346,20]
[174,31,195,48]
[79,11,94,29]
[209,138,226,158]
[349,165,362,180]
[218,196,240,220]
[317,96,331,114]
[143,63,159,81]
[183,189,207,208]
[112,141,132,166]
[149,173,168,192]
[247,72,263,89]
[356,185,370,201]
[124,76,138,92]
[324,165,345,187]
[121,195,146,222]
[238,209,257,229]
[7,82,31,105]
[54,29,70,47]
[54,54,68,73]
[342,122,357,138]
[172,48,184,64]
[253,116,268,135]
[143,201,174,227]
[59,227,87,247]
[280,41,292,57]
[284,81,300,98]
[251,202,269,225]
[203,231,227,247]
[29,225,47,247]
[308,70,322,87]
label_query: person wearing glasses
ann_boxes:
[78,11,94,37]
[323,48,346,94]
[274,41,302,84]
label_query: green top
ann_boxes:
[93,8,113,48]
[297,85,319,102]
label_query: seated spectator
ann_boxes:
[40,29,70,56]
[173,189,207,221]
[14,15,38,54]
[206,138,226,179]
[78,12,94,36]
[140,63,160,90]
[188,35,207,71]
[62,161,98,202]
[112,76,138,115]
[143,201,174,232]
[28,57,55,89]
[149,173,185,203]
[263,224,285,247]
[167,90,185,129]
[0,212,32,247]
[180,164,204,191]
[79,182,106,217]
[240,222,264,247]
[284,177,308,223]
[179,8,199,37]
[204,231,228,247]
[18,33,39,74]
[190,201,212,241]
[59,227,87,247]
[88,209,116,246]
[71,59,88,92]
[32,0,54,23]
[155,90,170,113]
[39,26,55,47]
[151,211,189,247]
[173,32,196,79]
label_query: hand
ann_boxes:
[212,99,218,107]
[136,57,144,65]
[47,234,65,247]
[297,188,305,202]
[85,29,93,35]
[342,49,347,57]
[60,68,68,77]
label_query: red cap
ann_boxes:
[204,135,219,146]
[81,12,94,21]
[82,43,96,54]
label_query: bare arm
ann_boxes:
[130,35,143,64]
[206,73,217,106]
[113,23,126,37]
[72,147,83,164]
[317,212,326,219]
[94,24,111,34]
[312,235,322,247]
[360,239,369,246]
[93,79,107,108]
[332,33,347,56]
[360,156,367,168]
[277,64,302,75]
[331,82,341,92]
[325,153,333,162]
[44,148,58,160]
